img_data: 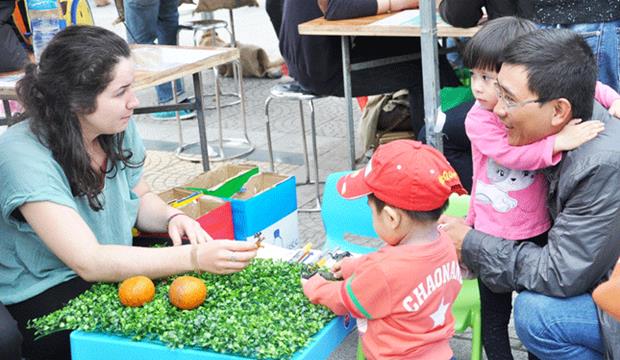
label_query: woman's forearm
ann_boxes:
[133,178,181,233]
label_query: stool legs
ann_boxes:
[298,101,311,184]
[209,60,253,161]
[307,99,321,212]
[228,9,237,47]
[264,98,321,212]
[175,60,253,162]
[265,96,276,172]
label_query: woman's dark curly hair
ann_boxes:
[16,25,143,211]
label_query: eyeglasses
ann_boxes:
[494,82,543,110]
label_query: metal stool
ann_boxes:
[175,18,254,162]
[265,83,324,212]
[179,18,241,109]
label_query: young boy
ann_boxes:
[303,140,466,360]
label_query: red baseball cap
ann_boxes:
[337,140,467,211]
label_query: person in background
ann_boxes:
[123,0,194,120]
[0,25,257,359]
[439,0,620,92]
[0,1,28,73]
[438,0,515,28]
[0,1,27,122]
[304,140,466,360]
[441,29,620,360]
[277,0,460,135]
[459,16,619,360]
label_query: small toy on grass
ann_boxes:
[168,275,207,310]
[253,232,266,248]
[118,275,155,307]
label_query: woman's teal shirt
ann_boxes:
[0,119,145,304]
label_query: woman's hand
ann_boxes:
[197,240,258,274]
[168,214,213,246]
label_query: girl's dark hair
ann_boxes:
[16,25,142,211]
[368,194,448,223]
[463,16,537,72]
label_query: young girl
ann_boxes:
[462,17,620,360]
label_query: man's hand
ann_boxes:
[438,215,472,262]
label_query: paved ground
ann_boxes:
[2,1,531,358]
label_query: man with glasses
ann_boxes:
[442,28,620,359]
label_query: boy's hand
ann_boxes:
[331,260,344,279]
[609,99,620,118]
[553,119,604,153]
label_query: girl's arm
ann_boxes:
[594,81,620,117]
[19,201,258,281]
[594,81,620,109]
[465,107,561,171]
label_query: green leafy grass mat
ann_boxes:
[30,259,335,359]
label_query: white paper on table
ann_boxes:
[132,47,227,71]
[257,243,322,263]
[0,74,23,87]
[369,9,448,27]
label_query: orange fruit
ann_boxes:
[169,275,207,310]
[118,275,155,307]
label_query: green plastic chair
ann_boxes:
[444,194,482,360]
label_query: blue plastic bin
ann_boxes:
[70,316,355,360]
[226,173,297,240]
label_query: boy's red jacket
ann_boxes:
[304,231,462,360]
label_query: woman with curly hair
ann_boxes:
[0,25,257,359]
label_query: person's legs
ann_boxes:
[124,0,181,104]
[567,21,620,92]
[124,0,159,44]
[7,277,92,360]
[156,0,184,102]
[479,280,515,360]
[539,21,620,92]
[514,291,604,360]
[0,302,22,360]
[265,0,284,39]
[0,2,28,72]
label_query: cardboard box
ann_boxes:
[158,188,198,205]
[245,210,299,249]
[70,316,356,360]
[183,164,259,198]
[141,190,235,240]
[178,196,235,240]
[226,173,297,241]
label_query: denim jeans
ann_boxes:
[124,0,184,103]
[539,20,620,92]
[514,291,604,360]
